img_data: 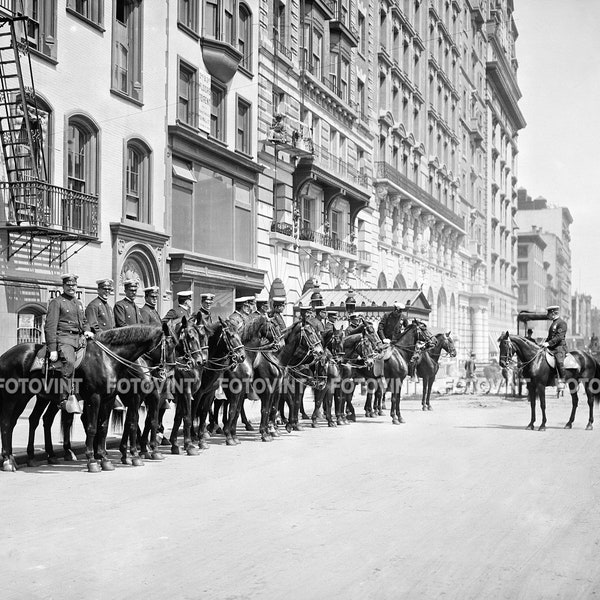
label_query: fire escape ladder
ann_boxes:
[0,16,47,225]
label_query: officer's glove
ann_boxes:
[541,342,549,348]
[49,351,59,362]
[83,331,95,339]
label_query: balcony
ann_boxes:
[330,9,359,47]
[374,161,464,229]
[299,225,357,255]
[1,180,99,239]
[357,249,372,267]
[270,220,295,248]
[310,145,370,190]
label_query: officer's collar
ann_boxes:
[62,292,75,299]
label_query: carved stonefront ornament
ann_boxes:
[117,238,125,255]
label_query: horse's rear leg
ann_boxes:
[241,400,254,431]
[538,387,547,431]
[586,388,594,430]
[565,387,579,429]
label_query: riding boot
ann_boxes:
[556,361,565,392]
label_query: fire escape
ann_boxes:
[0,11,98,264]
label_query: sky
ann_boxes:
[514,0,600,304]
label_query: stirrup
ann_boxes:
[556,379,565,391]
[63,394,82,414]
[113,396,126,411]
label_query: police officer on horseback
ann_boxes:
[269,297,287,333]
[542,305,567,391]
[140,286,161,326]
[45,274,94,413]
[378,302,407,342]
[85,278,115,333]
[163,290,193,325]
[229,295,254,331]
[198,292,215,325]
[114,279,142,326]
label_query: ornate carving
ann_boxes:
[117,238,126,255]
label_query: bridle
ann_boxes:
[204,320,245,370]
[175,321,209,370]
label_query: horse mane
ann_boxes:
[241,313,266,343]
[96,325,161,346]
[343,333,362,349]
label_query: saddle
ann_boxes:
[543,350,578,371]
[31,345,87,373]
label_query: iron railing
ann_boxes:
[270,221,293,237]
[2,180,99,238]
[299,225,357,254]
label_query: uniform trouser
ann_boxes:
[552,347,566,379]
[57,338,79,397]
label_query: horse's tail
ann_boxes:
[111,406,125,435]
[594,358,600,405]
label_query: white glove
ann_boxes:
[83,331,95,339]
[49,351,58,362]
[541,342,549,348]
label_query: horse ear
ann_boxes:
[162,322,170,337]
[181,315,188,328]
[447,331,451,336]
[218,316,224,324]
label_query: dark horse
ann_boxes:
[499,332,600,430]
[373,320,433,424]
[0,324,174,472]
[412,332,456,411]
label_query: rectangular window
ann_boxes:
[238,5,251,70]
[204,0,218,38]
[223,0,234,44]
[236,97,251,155]
[178,62,198,127]
[358,11,366,55]
[341,57,350,102]
[518,285,528,305]
[112,0,142,100]
[211,83,226,141]
[312,30,322,78]
[517,262,528,280]
[357,78,365,117]
[517,245,528,258]
[302,196,312,230]
[68,0,103,26]
[179,0,199,32]
[331,210,342,241]
[19,0,57,59]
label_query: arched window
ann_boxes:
[17,304,46,344]
[125,139,152,223]
[67,116,98,195]
[238,3,252,72]
[377,272,388,289]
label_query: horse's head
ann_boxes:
[264,315,285,351]
[176,315,209,369]
[357,332,377,368]
[361,319,383,352]
[441,331,457,357]
[217,316,246,365]
[298,320,324,359]
[323,323,345,357]
[498,331,514,368]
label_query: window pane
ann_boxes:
[172,182,193,251]
[235,205,251,262]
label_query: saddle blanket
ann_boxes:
[544,351,578,370]
[31,345,87,373]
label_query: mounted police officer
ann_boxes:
[378,302,407,342]
[254,295,271,317]
[345,312,365,336]
[45,274,94,414]
[542,305,567,391]
[198,292,215,326]
[229,295,254,331]
[85,278,115,333]
[114,279,142,327]
[140,286,161,326]
[163,290,193,325]
[324,310,337,332]
[269,296,287,334]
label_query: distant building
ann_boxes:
[516,228,547,312]
[516,189,573,320]
[571,292,592,349]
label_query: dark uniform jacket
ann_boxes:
[546,318,567,351]
[345,320,364,337]
[198,307,213,326]
[228,310,246,332]
[114,297,142,327]
[85,297,115,333]
[307,316,325,336]
[140,303,161,326]
[162,304,190,324]
[377,311,404,341]
[45,293,91,351]
[269,312,286,334]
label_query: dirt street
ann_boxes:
[2,392,600,600]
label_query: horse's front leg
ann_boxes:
[1,398,26,472]
[143,388,165,460]
[538,385,547,431]
[585,385,594,430]
[526,384,536,430]
[96,400,116,470]
[27,396,51,467]
[565,382,579,429]
[391,378,404,424]
[182,381,199,456]
[82,394,104,472]
[425,378,434,411]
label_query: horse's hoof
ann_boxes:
[226,438,237,446]
[121,456,133,466]
[150,452,165,461]
[427,406,433,411]
[87,461,102,473]
[101,459,115,471]
[526,424,534,430]
[538,425,546,432]
[311,421,317,428]
[171,445,181,455]
[328,421,336,427]
[586,423,593,431]
[261,434,272,442]
[269,428,280,437]
[199,440,210,450]
[215,427,224,435]
[300,413,309,420]
[27,458,40,468]
[245,424,255,432]
[132,457,144,467]
[64,449,78,462]
[422,405,426,411]
[141,451,152,460]
[2,457,17,472]
[564,423,572,429]
[234,437,241,445]
[185,446,200,456]
[160,437,171,446]
[47,456,59,465]
[202,431,211,440]
[399,417,405,423]
[285,424,292,433]
[392,418,400,425]
[377,410,383,416]
[292,424,304,432]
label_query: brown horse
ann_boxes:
[499,332,600,430]
[412,332,456,411]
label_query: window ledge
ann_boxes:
[110,88,144,107]
[177,21,200,41]
[238,65,254,79]
[28,47,58,66]
[66,7,105,33]
[234,149,254,161]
